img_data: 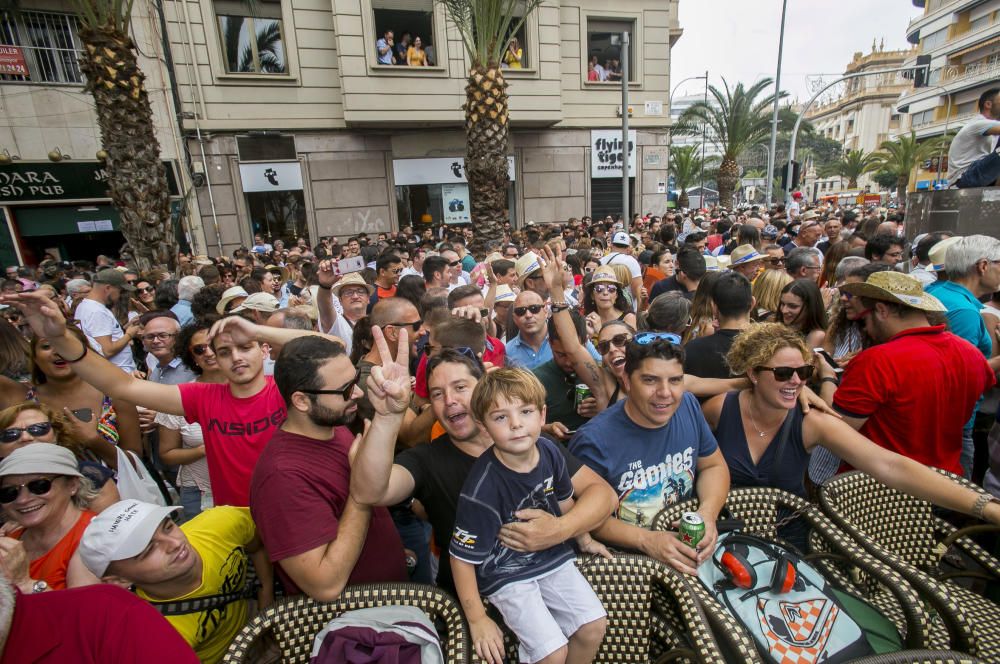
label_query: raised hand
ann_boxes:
[539,245,563,295]
[0,290,68,339]
[208,315,258,346]
[317,259,342,290]
[366,326,411,416]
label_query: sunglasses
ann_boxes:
[592,284,618,295]
[386,319,423,332]
[299,370,361,399]
[755,365,814,382]
[513,304,545,317]
[448,260,461,267]
[191,344,211,356]
[2,422,52,443]
[0,477,55,503]
[390,267,404,274]
[635,331,682,346]
[424,344,476,360]
[597,333,633,355]
[137,286,155,293]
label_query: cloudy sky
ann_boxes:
[670,1,924,103]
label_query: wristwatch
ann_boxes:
[550,302,570,313]
[973,493,1000,520]
[31,579,48,594]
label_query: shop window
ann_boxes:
[246,190,309,246]
[215,0,287,74]
[586,18,635,83]
[0,10,83,84]
[372,0,437,66]
[395,183,516,227]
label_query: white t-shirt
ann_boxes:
[600,252,642,280]
[948,117,1000,181]
[74,298,136,372]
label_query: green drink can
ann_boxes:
[574,383,592,409]
[678,512,705,548]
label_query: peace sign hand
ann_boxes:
[366,325,412,416]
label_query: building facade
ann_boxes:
[803,45,914,199]
[164,0,682,256]
[896,0,1000,188]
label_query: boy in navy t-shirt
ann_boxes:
[450,369,608,664]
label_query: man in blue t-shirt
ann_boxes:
[569,333,730,575]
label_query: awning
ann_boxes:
[951,34,1000,60]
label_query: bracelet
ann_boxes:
[63,342,89,364]
[820,377,839,387]
[551,303,570,313]
[318,284,332,290]
[972,493,998,520]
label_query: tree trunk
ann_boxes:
[716,157,740,209]
[463,64,509,254]
[678,190,690,209]
[896,175,908,203]
[78,24,175,271]
[848,176,858,188]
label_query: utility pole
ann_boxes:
[766,0,789,207]
[699,70,708,207]
[621,31,630,232]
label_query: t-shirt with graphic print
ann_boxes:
[449,437,575,596]
[568,394,718,528]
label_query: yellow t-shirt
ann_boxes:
[138,507,255,664]
[407,46,426,66]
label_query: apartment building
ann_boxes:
[166,0,681,255]
[896,0,1000,188]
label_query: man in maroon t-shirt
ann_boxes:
[818,271,996,475]
[250,330,410,600]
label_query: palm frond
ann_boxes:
[436,0,546,67]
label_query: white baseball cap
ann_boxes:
[611,231,631,247]
[78,500,182,577]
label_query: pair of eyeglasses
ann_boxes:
[137,286,155,294]
[191,344,211,356]
[448,260,461,267]
[837,288,854,300]
[2,422,52,443]
[140,332,176,343]
[386,319,423,332]
[597,333,633,355]
[513,304,545,317]
[390,267,404,274]
[0,477,55,503]
[635,332,682,346]
[592,284,618,295]
[299,370,361,399]
[424,344,476,359]
[341,288,369,299]
[584,266,596,273]
[755,365,814,382]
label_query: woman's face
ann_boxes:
[584,260,600,275]
[262,271,276,292]
[657,253,675,277]
[779,292,804,327]
[598,328,632,382]
[136,281,156,304]
[1,409,56,458]
[840,276,866,321]
[32,338,72,380]
[753,346,810,411]
[1,472,77,530]
[591,282,618,307]
[190,329,219,373]
[414,37,422,49]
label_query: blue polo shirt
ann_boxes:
[927,281,991,357]
[505,335,601,370]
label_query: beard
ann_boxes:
[307,400,357,428]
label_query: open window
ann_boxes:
[372,0,437,66]
[215,0,288,74]
[586,18,635,83]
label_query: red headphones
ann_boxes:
[715,535,797,594]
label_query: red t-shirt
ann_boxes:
[834,325,995,475]
[413,336,506,398]
[1,585,199,664]
[249,427,407,595]
[179,379,287,506]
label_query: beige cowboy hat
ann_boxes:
[331,272,374,297]
[840,271,946,312]
[730,244,764,266]
[928,235,962,272]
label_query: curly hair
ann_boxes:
[176,323,213,375]
[726,322,813,377]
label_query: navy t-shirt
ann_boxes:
[449,437,575,596]
[569,393,718,528]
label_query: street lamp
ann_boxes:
[765,0,789,206]
[669,73,709,207]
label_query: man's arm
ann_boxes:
[693,448,729,559]
[246,532,275,609]
[315,260,341,334]
[592,516,700,575]
[91,326,137,358]
[210,312,326,350]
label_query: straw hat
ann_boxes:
[928,235,962,272]
[840,271,945,312]
[704,255,720,272]
[589,267,621,286]
[331,272,374,297]
[716,255,732,270]
[216,286,249,315]
[231,292,279,314]
[494,285,516,303]
[515,251,542,285]
[730,244,764,266]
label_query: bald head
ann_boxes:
[371,296,419,327]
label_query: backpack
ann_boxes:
[309,605,444,664]
[698,531,902,664]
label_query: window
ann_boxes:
[889,113,901,128]
[921,27,948,51]
[587,18,635,83]
[847,119,855,132]
[971,14,991,33]
[911,109,935,126]
[215,0,287,74]
[246,190,309,246]
[955,100,976,116]
[0,10,83,84]
[237,134,297,161]
[372,0,437,66]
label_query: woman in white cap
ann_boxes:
[0,444,102,590]
[583,267,636,340]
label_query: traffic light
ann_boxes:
[913,55,931,88]
[780,161,800,191]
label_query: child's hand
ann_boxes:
[469,615,505,664]
[576,533,613,560]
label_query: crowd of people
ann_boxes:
[0,200,998,664]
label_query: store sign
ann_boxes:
[393,157,516,186]
[442,183,471,224]
[239,161,303,192]
[0,46,28,77]
[0,161,180,203]
[591,130,637,179]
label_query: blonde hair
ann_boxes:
[608,263,632,288]
[726,322,813,377]
[0,402,86,457]
[470,368,546,423]
[752,269,793,317]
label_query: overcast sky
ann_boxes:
[670,1,924,104]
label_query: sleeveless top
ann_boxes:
[11,510,96,589]
[25,386,120,446]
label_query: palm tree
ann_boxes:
[676,78,785,209]
[437,0,543,250]
[70,0,174,270]
[872,131,949,201]
[824,149,879,189]
[669,145,715,208]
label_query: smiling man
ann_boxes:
[568,334,729,575]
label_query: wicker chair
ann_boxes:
[475,554,760,664]
[222,582,469,663]
[849,652,986,664]
[820,470,1000,660]
[650,487,943,652]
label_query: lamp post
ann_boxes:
[765,0,789,206]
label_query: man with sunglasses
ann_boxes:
[569,335,730,576]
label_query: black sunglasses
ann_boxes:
[299,370,361,399]
[137,286,155,293]
[755,365,814,382]
[513,304,545,317]
[2,422,52,443]
[386,319,423,332]
[191,344,210,356]
[0,477,55,503]
[597,333,633,355]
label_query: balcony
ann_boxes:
[906,0,979,44]
[897,58,1000,110]
[910,110,976,138]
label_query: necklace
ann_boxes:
[745,392,779,438]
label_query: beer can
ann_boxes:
[574,383,592,409]
[678,512,705,548]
